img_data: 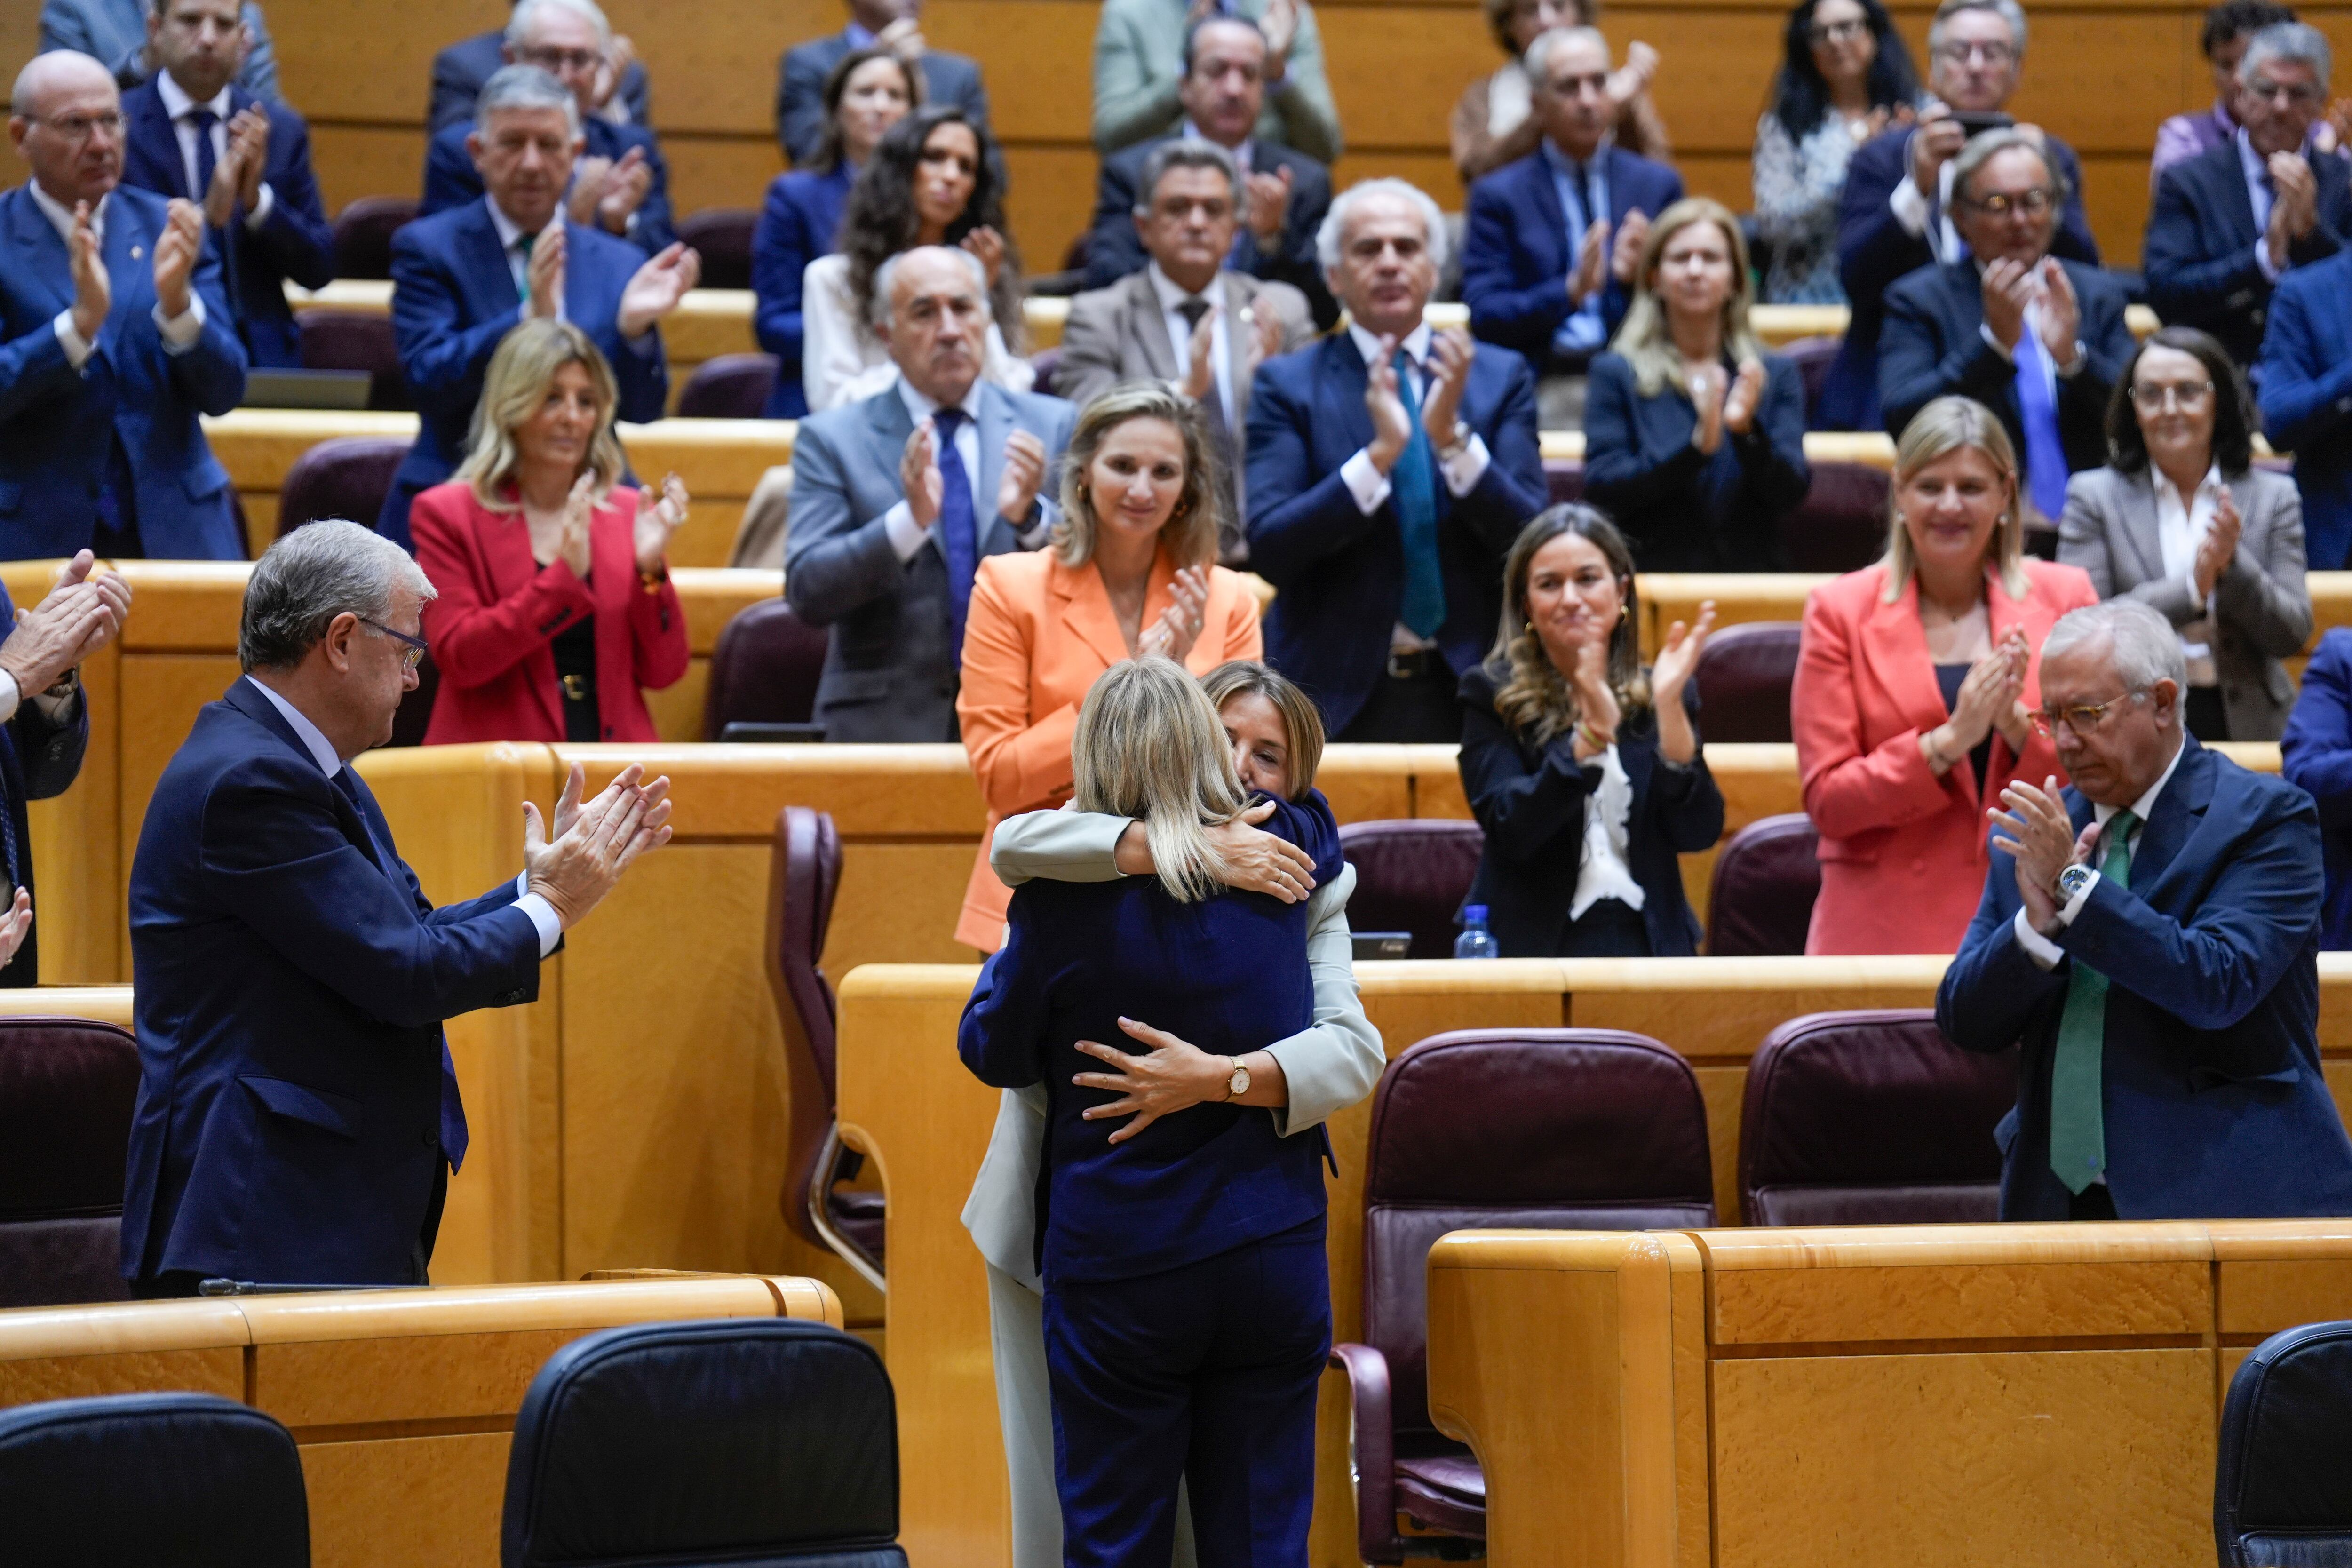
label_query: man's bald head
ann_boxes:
[9,52,125,208]
[12,49,116,117]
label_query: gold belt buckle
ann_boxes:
[561,673,588,702]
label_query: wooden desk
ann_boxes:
[1425,1219,2352,1568]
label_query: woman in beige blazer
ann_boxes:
[2058,326,2311,742]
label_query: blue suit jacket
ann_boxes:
[750,165,852,420]
[2257,249,2352,569]
[420,118,677,257]
[0,183,246,561]
[122,679,546,1285]
[1582,350,1810,572]
[1081,135,1337,327]
[119,79,335,370]
[1935,735,2352,1220]
[1461,145,1684,374]
[2280,628,2352,950]
[383,199,667,549]
[776,31,989,165]
[2145,136,2352,371]
[1243,334,1548,736]
[0,580,90,989]
[1820,126,2099,431]
[427,29,650,137]
[958,788,1341,1284]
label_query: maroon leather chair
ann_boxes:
[1336,820,1486,959]
[676,353,780,419]
[330,195,417,280]
[278,436,408,538]
[675,207,757,290]
[1332,1029,1716,1561]
[1690,620,1799,742]
[1778,460,1891,573]
[0,1019,140,1307]
[1780,334,1840,427]
[298,311,412,410]
[1028,347,1064,399]
[1740,1009,2017,1226]
[702,598,829,740]
[1543,457,1584,509]
[1704,812,1819,955]
[763,806,883,1288]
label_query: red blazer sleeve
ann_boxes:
[1792,575,1955,843]
[609,490,691,692]
[414,484,597,691]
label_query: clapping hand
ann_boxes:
[1244,166,1293,246]
[1946,629,2030,754]
[202,104,270,227]
[1723,358,1767,436]
[2035,258,2081,368]
[556,474,596,578]
[1363,337,1414,474]
[1688,362,1727,455]
[1422,327,1475,448]
[961,225,1006,288]
[593,34,636,110]
[1909,103,1967,198]
[522,762,674,931]
[2194,488,2243,601]
[1608,39,1659,106]
[875,14,928,61]
[617,241,699,337]
[152,199,204,322]
[1242,300,1285,373]
[0,890,33,973]
[635,472,688,573]
[1650,600,1716,705]
[1990,774,2098,933]
[2267,152,2319,266]
[0,550,132,698]
[997,429,1049,525]
[1138,565,1210,663]
[527,219,566,320]
[1980,256,2035,354]
[592,146,653,235]
[1560,603,1622,752]
[68,202,109,345]
[1610,209,1650,283]
[1182,298,1220,401]
[901,421,946,528]
[1259,0,1298,77]
[1568,216,1610,306]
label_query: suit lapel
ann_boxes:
[5,191,72,318]
[98,194,151,362]
[127,87,190,200]
[1863,573,1959,760]
[1527,158,1570,271]
[2128,737,2211,895]
[1125,271,1179,382]
[461,201,521,311]
[1053,555,1133,670]
[2215,152,2259,247]
[221,679,395,880]
[2114,472,2169,587]
[975,384,1015,553]
[1319,336,1375,466]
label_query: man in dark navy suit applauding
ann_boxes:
[121,521,672,1294]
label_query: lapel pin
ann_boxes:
[131,245,144,260]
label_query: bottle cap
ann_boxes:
[1463,904,1488,922]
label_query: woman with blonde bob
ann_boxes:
[954,384,1263,950]
[410,319,690,745]
[959,654,1343,1568]
[1792,395,2099,954]
[1584,196,1810,572]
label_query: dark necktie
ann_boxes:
[186,108,241,308]
[1176,295,1228,432]
[931,407,980,659]
[1389,349,1446,638]
[330,766,470,1172]
[2014,326,2070,521]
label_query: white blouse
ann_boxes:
[799,252,1035,413]
[1570,743,1647,919]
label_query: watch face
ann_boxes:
[2059,866,2092,895]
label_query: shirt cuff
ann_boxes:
[154,292,206,354]
[0,670,21,726]
[243,183,276,231]
[1978,322,2016,364]
[52,310,94,372]
[2011,904,2066,969]
[2257,238,2286,284]
[1015,499,1058,551]
[1340,447,1390,515]
[882,498,929,562]
[1438,433,1490,498]
[1889,167,1932,237]
[514,876,563,958]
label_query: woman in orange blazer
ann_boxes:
[1793,396,2100,955]
[956,384,1263,950]
[412,320,691,746]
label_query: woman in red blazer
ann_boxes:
[1792,396,2100,955]
[412,321,691,745]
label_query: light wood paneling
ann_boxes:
[301,1431,513,1568]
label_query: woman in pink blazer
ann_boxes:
[1793,396,2100,955]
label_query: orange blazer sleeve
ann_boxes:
[1208,570,1264,664]
[413,484,597,692]
[1792,579,1957,843]
[959,560,1083,816]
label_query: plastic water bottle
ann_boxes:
[1454,905,1500,960]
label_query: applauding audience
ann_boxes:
[119,0,330,369]
[1453,0,1667,185]
[1458,508,1723,956]
[1585,198,1810,571]
[2154,0,2298,183]
[411,322,690,746]
[1093,0,1341,163]
[41,0,279,102]
[432,0,649,135]
[2059,328,2308,742]
[2,52,246,561]
[777,0,987,166]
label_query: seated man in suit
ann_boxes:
[1081,17,1334,327]
[1,50,246,561]
[384,65,695,550]
[2280,627,2352,949]
[1881,130,2133,526]
[119,0,332,369]
[786,247,1075,742]
[2260,240,2352,566]
[122,520,672,1293]
[420,0,675,257]
[2146,23,2349,371]
[1063,139,1315,561]
[777,0,987,166]
[1940,598,2352,1220]
[1461,25,1683,429]
[1822,0,2100,432]
[40,0,278,102]
[2154,0,2298,185]
[1094,0,1339,163]
[1248,179,1548,742]
[430,0,648,136]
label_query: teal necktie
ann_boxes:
[2048,808,2137,1196]
[1389,350,1446,639]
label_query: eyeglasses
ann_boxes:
[2244,76,2324,106]
[1960,187,2056,218]
[34,112,124,143]
[359,618,428,672]
[1809,17,1870,42]
[2030,688,2146,739]
[516,45,603,74]
[1934,39,2017,65]
[2130,380,2215,412]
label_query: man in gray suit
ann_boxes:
[784,246,1075,741]
[1060,140,1314,561]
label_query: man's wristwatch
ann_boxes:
[1436,421,1473,462]
[1224,1057,1251,1102]
[2056,864,2096,903]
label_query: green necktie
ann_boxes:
[2048,808,2137,1196]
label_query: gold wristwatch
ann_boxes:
[1224,1057,1251,1101]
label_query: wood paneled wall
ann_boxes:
[239,0,2352,279]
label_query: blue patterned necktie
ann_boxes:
[931,408,980,659]
[187,108,218,204]
[1389,350,1446,639]
[2015,325,2070,521]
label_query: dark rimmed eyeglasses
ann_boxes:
[359,618,428,672]
[2029,688,2146,740]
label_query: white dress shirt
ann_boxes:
[2154,463,2223,676]
[2011,732,2187,967]
[29,183,205,371]
[486,199,561,322]
[1569,743,1646,919]
[1889,151,1964,263]
[1146,262,1235,433]
[2239,128,2288,284]
[153,72,274,231]
[242,676,562,957]
[878,375,1056,563]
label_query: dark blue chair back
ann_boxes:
[2218,1320,2352,1566]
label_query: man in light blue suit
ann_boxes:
[382,65,695,550]
[1,51,246,561]
[786,246,1074,742]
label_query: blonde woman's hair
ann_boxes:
[1199,660,1326,801]
[1072,657,1248,903]
[457,319,626,510]
[1880,395,2031,604]
[1485,505,1649,746]
[1053,384,1223,570]
[1608,198,1764,399]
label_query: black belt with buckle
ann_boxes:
[560,673,590,703]
[1386,648,1441,680]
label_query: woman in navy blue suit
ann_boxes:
[1584,198,1810,572]
[750,47,917,418]
[960,656,1342,1568]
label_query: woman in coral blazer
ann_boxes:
[412,322,691,746]
[1793,397,2099,955]
[955,386,1261,951]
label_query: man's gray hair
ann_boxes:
[1133,139,1242,219]
[2042,599,2187,693]
[239,521,437,673]
[2241,21,2332,91]
[475,64,580,136]
[1523,24,1609,80]
[508,0,612,49]
[1316,178,1449,275]
[870,245,990,329]
[1927,0,2027,59]
[1949,126,2066,207]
